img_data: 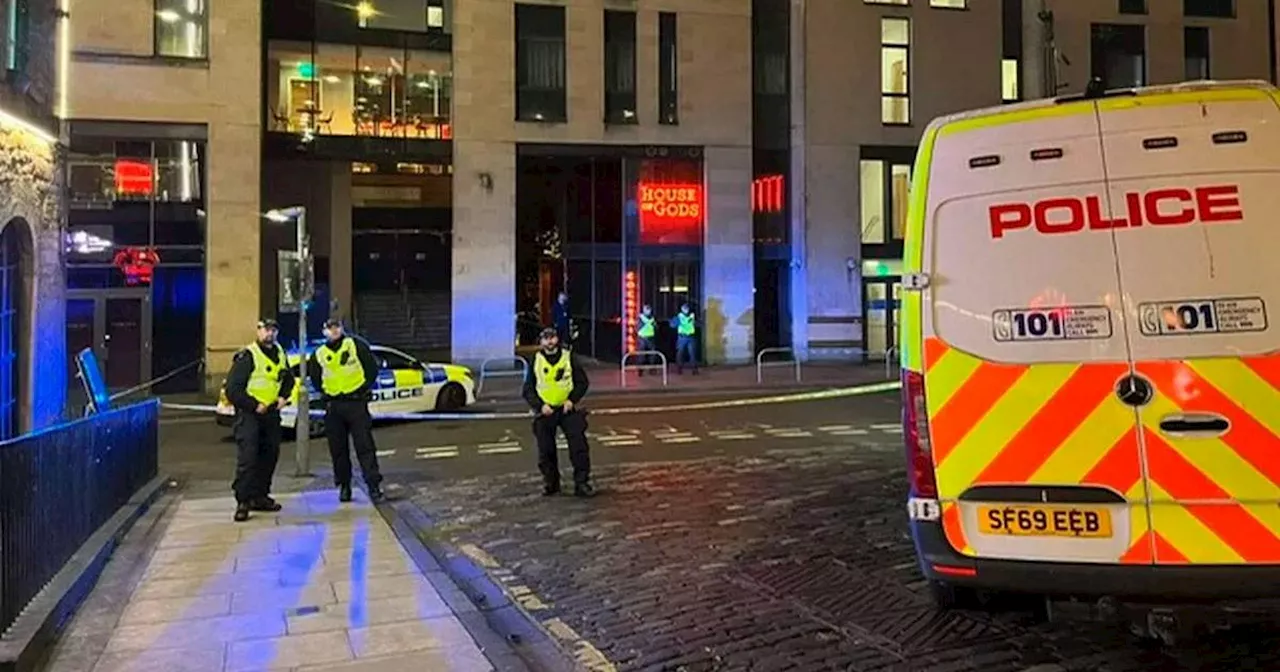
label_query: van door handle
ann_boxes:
[1158,413,1229,437]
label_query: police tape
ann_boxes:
[161,381,902,422]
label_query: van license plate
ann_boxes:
[977,505,1112,538]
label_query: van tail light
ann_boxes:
[902,368,938,498]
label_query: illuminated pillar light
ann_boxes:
[624,271,638,353]
[56,0,71,120]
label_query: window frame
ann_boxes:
[154,0,209,60]
[880,17,911,126]
[514,3,568,123]
[1184,25,1211,80]
[1090,22,1147,90]
[865,0,909,5]
[1119,0,1147,14]
[603,10,638,125]
[859,147,915,258]
[1001,57,1021,102]
[658,12,678,125]
[1183,0,1234,18]
[929,0,968,9]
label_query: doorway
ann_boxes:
[67,290,152,392]
[862,278,900,359]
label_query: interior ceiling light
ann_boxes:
[356,1,375,19]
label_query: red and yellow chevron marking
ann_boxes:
[922,336,1280,566]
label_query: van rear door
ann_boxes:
[1099,87,1280,565]
[924,103,1148,565]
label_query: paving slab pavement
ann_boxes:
[41,490,497,672]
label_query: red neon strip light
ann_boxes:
[624,271,638,353]
[751,174,784,214]
[114,159,154,196]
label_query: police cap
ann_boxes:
[539,326,558,339]
[257,318,279,330]
[323,318,343,329]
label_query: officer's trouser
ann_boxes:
[676,336,698,371]
[233,410,282,504]
[637,337,656,371]
[532,408,590,488]
[325,398,383,488]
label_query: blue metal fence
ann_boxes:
[0,399,159,633]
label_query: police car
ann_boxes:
[216,343,476,436]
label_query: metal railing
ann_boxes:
[478,357,529,397]
[620,350,668,387]
[756,347,801,384]
[884,346,899,379]
[0,399,159,632]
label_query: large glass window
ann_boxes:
[515,4,567,122]
[860,156,911,248]
[155,0,207,59]
[356,0,450,33]
[1091,23,1146,89]
[604,10,637,125]
[1185,26,1210,80]
[267,42,452,139]
[658,12,678,125]
[880,18,910,125]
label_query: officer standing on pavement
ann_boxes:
[635,304,657,376]
[224,319,295,522]
[671,302,699,375]
[523,326,595,497]
[307,319,386,503]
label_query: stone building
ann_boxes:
[0,0,67,434]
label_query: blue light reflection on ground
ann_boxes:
[347,518,371,629]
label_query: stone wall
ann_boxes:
[0,125,64,431]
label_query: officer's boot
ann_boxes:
[234,503,251,522]
[367,484,386,503]
[338,483,353,502]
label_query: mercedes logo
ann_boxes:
[1115,374,1153,407]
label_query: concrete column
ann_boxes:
[451,140,516,366]
[702,146,754,364]
[205,119,262,386]
[328,163,353,321]
[789,0,810,360]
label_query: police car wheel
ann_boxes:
[928,580,983,611]
[436,383,466,411]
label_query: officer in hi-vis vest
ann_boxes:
[522,327,594,497]
[635,304,658,376]
[307,319,385,503]
[670,302,699,374]
[224,319,295,522]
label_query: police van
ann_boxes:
[900,80,1280,609]
[216,342,476,436]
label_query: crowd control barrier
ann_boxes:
[620,350,669,387]
[478,357,529,397]
[756,347,801,384]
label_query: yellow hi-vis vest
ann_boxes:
[534,351,573,406]
[638,314,656,338]
[677,313,696,336]
[316,337,365,396]
[246,342,284,405]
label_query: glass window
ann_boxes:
[860,160,884,244]
[5,0,28,72]
[1119,0,1147,13]
[604,10,637,124]
[866,0,908,4]
[891,164,910,240]
[862,258,904,278]
[930,0,967,7]
[515,4,567,122]
[1184,0,1233,18]
[880,18,910,125]
[356,0,442,33]
[658,12,678,125]
[1184,26,1210,80]
[1002,58,1020,102]
[1091,23,1146,89]
[376,348,417,370]
[155,0,207,59]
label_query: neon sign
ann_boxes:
[637,182,702,245]
[624,270,638,353]
[113,247,160,286]
[114,159,153,196]
[752,174,784,213]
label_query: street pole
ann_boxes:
[294,208,312,477]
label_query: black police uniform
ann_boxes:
[306,334,384,501]
[224,340,295,511]
[521,346,593,496]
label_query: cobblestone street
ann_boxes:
[406,440,1280,672]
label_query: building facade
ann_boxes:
[62,0,1280,392]
[0,0,67,434]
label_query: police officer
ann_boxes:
[635,304,657,376]
[522,327,594,497]
[224,319,295,522]
[307,319,385,503]
[671,303,699,374]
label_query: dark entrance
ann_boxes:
[0,221,26,439]
[66,289,152,391]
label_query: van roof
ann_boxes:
[927,79,1277,133]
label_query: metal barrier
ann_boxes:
[884,346,898,379]
[756,347,801,384]
[0,399,159,632]
[620,351,668,387]
[478,357,529,397]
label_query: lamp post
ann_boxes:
[265,206,312,476]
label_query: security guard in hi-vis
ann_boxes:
[522,326,594,497]
[307,319,385,503]
[224,319,295,522]
[635,304,658,376]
